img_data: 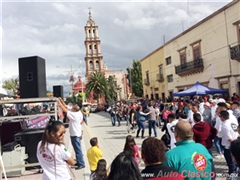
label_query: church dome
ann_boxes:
[72,76,86,92]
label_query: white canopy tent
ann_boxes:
[0,87,14,97]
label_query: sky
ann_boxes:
[0,0,232,96]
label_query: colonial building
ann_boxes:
[141,47,168,101]
[141,0,240,100]
[82,10,128,101]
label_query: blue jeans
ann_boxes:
[223,147,236,174]
[148,120,157,137]
[125,115,130,125]
[110,116,115,126]
[116,115,121,126]
[214,136,224,154]
[70,136,85,166]
[83,115,87,125]
[137,120,145,130]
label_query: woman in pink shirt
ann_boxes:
[123,135,141,164]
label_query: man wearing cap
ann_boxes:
[202,102,212,126]
[232,101,240,124]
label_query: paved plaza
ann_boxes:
[7,111,228,180]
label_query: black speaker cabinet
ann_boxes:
[18,56,46,98]
[14,129,45,163]
[53,85,63,99]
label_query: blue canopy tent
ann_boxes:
[172,81,227,96]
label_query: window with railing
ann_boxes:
[166,57,171,65]
[180,51,186,65]
[159,65,163,77]
[167,74,173,83]
[192,42,201,60]
[146,72,149,82]
[230,22,240,60]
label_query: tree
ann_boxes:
[127,60,143,97]
[2,77,20,95]
[106,75,117,103]
[77,92,86,103]
[86,71,108,104]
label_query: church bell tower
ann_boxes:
[84,9,104,77]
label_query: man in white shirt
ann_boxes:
[211,100,217,125]
[189,104,203,127]
[198,100,205,114]
[166,114,178,149]
[58,98,85,170]
[187,103,193,123]
[219,110,239,174]
[214,107,224,159]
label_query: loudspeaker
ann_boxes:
[53,85,63,99]
[18,56,46,98]
[14,129,45,163]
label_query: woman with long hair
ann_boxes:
[123,135,141,164]
[108,151,143,180]
[37,119,76,180]
[90,159,107,180]
[135,106,150,138]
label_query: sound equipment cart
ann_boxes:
[0,97,58,179]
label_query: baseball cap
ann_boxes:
[204,102,210,107]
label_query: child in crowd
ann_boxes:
[90,159,107,180]
[123,135,141,165]
[87,137,103,173]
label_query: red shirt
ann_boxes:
[193,122,217,149]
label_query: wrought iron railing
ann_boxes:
[230,44,240,60]
[175,58,204,74]
[156,74,164,82]
[144,79,150,85]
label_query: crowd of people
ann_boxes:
[106,95,240,179]
[35,95,240,180]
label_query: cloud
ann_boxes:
[1,1,232,96]
[52,3,80,17]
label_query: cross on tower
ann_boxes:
[88,7,91,13]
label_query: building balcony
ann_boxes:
[175,58,204,77]
[230,44,240,61]
[156,74,164,82]
[144,79,150,86]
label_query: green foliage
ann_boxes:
[127,60,143,97]
[86,72,118,104]
[2,77,19,94]
[86,71,108,104]
[77,92,86,102]
[66,96,74,103]
[106,75,117,103]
